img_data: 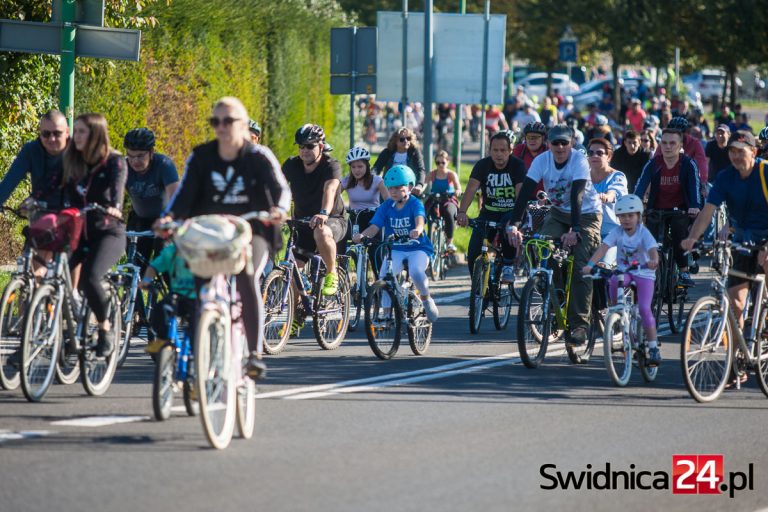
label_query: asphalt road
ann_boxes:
[1,263,767,512]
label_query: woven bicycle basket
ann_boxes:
[174,214,253,278]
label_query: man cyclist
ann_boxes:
[247,119,262,145]
[504,124,602,346]
[456,130,526,283]
[682,130,767,331]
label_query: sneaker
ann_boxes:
[96,329,115,358]
[245,353,267,381]
[423,297,439,323]
[322,272,339,296]
[678,272,695,287]
[145,338,168,354]
[500,265,515,284]
[647,347,662,367]
[446,243,457,253]
[566,327,588,347]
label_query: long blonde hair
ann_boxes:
[63,113,112,183]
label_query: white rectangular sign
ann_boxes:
[376,11,506,104]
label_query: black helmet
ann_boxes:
[668,116,689,132]
[294,123,325,145]
[124,128,156,151]
[523,121,548,137]
[248,119,261,136]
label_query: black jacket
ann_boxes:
[371,146,426,187]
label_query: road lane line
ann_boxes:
[433,291,470,304]
[0,430,53,443]
[51,415,150,427]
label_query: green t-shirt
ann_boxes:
[149,244,196,299]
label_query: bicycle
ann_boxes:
[345,208,378,332]
[646,208,691,333]
[261,218,350,354]
[364,235,433,359]
[20,204,122,402]
[425,193,454,282]
[586,264,658,387]
[680,239,768,403]
[516,234,602,368]
[467,219,514,334]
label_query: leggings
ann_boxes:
[71,228,126,323]
[608,273,656,331]
[379,250,430,307]
[425,197,458,240]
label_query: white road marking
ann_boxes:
[51,415,150,427]
[0,430,53,443]
[433,291,470,304]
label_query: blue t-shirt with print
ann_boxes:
[371,196,434,256]
[707,159,768,236]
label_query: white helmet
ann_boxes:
[614,194,644,215]
[345,146,371,164]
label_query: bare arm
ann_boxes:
[377,180,390,200]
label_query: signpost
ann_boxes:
[558,25,578,98]
[0,0,141,128]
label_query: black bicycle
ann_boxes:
[345,208,378,332]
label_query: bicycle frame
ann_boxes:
[470,220,503,298]
[524,236,574,331]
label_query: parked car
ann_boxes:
[515,72,580,101]
[573,77,623,110]
[683,69,742,103]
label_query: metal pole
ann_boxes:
[401,0,408,127]
[479,0,490,158]
[350,26,357,149]
[423,0,434,176]
[60,0,77,129]
[674,46,680,95]
[451,0,466,173]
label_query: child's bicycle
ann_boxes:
[364,235,432,359]
[345,207,378,332]
[585,264,658,386]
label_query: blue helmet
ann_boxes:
[384,164,416,188]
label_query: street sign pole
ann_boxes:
[401,0,408,127]
[423,0,433,176]
[479,0,490,158]
[350,26,357,149]
[451,0,466,173]
[60,0,76,128]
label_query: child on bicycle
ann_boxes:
[581,194,661,365]
[352,164,438,323]
[141,241,196,354]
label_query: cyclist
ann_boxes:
[758,125,768,160]
[372,128,426,196]
[247,119,262,145]
[425,150,461,252]
[656,116,708,192]
[634,127,702,287]
[514,122,549,195]
[63,113,128,357]
[158,96,291,379]
[582,194,661,365]
[457,130,526,282]
[588,138,628,243]
[682,130,768,328]
[504,124,603,347]
[352,165,438,322]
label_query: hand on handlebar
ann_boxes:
[506,224,523,248]
[153,215,175,239]
[561,231,579,248]
[409,229,421,239]
[456,211,468,227]
[680,238,697,253]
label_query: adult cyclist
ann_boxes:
[758,126,768,160]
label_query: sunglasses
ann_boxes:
[126,151,151,161]
[40,130,64,139]
[208,116,240,128]
[587,150,607,157]
[435,160,447,165]
[550,140,570,147]
[399,137,412,143]
[299,143,318,150]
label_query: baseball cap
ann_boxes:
[727,130,756,149]
[715,123,731,133]
[548,124,573,143]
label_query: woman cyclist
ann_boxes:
[424,150,461,252]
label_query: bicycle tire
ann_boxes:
[313,268,350,350]
[754,334,768,398]
[55,317,80,385]
[20,283,61,402]
[183,378,199,416]
[492,281,513,331]
[364,282,402,360]
[407,289,432,355]
[261,269,293,355]
[236,378,257,439]
[680,296,732,403]
[652,257,665,328]
[636,316,658,382]
[668,286,686,334]
[113,273,135,368]
[468,260,486,334]
[0,276,31,390]
[517,274,551,369]
[603,311,632,386]
[81,288,121,396]
[152,344,175,421]
[511,256,529,303]
[195,309,236,450]
[345,249,365,332]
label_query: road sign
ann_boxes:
[559,40,577,62]
[0,20,60,54]
[331,75,376,95]
[52,0,105,27]
[330,27,377,76]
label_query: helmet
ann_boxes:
[383,165,416,188]
[124,128,155,151]
[668,116,689,132]
[595,114,609,127]
[614,194,644,215]
[294,123,325,145]
[490,129,516,145]
[643,114,660,129]
[345,146,370,163]
[758,125,768,141]
[523,122,547,137]
[247,119,261,135]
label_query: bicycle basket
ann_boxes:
[174,214,253,278]
[28,208,84,252]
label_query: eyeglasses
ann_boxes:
[299,143,318,150]
[399,136,412,143]
[550,140,570,147]
[435,160,447,165]
[208,116,240,128]
[640,138,650,143]
[126,151,151,161]
[40,130,64,139]
[587,149,607,157]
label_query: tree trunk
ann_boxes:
[728,68,738,110]
[721,73,728,110]
[611,56,621,122]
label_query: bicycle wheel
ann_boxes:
[636,317,658,383]
[183,378,199,416]
[234,324,256,439]
[517,274,552,369]
[113,273,134,368]
[55,316,80,385]
[492,281,513,331]
[80,288,121,396]
[407,289,432,355]
[652,257,666,328]
[603,311,632,386]
[680,296,732,403]
[755,334,768,398]
[668,285,686,334]
[468,260,486,334]
[364,282,402,360]
[152,344,176,421]
[313,269,350,350]
[433,227,445,281]
[0,276,31,390]
[261,269,293,355]
[511,256,530,303]
[195,309,236,450]
[569,309,600,364]
[345,250,363,332]
[20,284,61,402]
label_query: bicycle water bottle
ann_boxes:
[311,254,323,285]
[352,224,360,237]
[16,256,24,274]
